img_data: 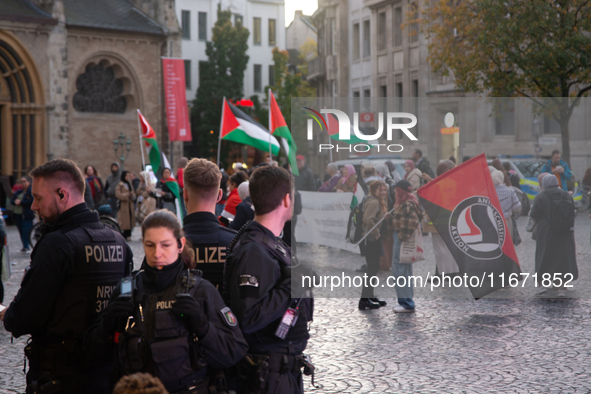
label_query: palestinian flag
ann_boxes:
[269,91,298,175]
[138,110,161,173]
[417,154,521,299]
[220,98,280,155]
[160,153,183,219]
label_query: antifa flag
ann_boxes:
[417,154,521,299]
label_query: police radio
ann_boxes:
[118,276,134,300]
[275,298,303,340]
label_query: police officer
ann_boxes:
[87,210,248,393]
[0,159,132,394]
[225,166,313,394]
[182,158,236,293]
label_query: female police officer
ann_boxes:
[87,210,248,393]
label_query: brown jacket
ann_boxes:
[116,182,136,231]
[393,201,423,242]
[336,174,357,193]
[362,196,385,240]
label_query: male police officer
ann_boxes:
[225,166,313,394]
[0,159,132,394]
[183,158,236,293]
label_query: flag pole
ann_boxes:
[137,109,149,187]
[268,89,272,162]
[217,97,225,167]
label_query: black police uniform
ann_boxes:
[87,258,248,394]
[225,221,313,394]
[183,211,236,293]
[3,203,132,394]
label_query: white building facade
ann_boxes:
[175,0,286,104]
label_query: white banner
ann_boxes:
[295,191,360,254]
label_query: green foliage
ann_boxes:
[190,5,249,160]
[420,0,591,163]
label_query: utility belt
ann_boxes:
[24,339,84,394]
[24,338,83,372]
[237,352,315,392]
[171,377,210,394]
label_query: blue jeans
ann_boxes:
[14,215,33,250]
[392,231,415,310]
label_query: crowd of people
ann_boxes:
[0,146,586,394]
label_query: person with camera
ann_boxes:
[224,166,314,394]
[87,209,247,394]
[1,159,133,394]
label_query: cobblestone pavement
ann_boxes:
[1,216,590,393]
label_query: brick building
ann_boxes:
[0,0,181,198]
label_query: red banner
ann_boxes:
[162,58,192,141]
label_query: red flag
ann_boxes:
[162,58,192,141]
[417,153,521,299]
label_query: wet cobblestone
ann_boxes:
[1,216,590,393]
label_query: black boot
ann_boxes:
[358,298,380,310]
[369,298,387,307]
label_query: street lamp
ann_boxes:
[113,132,132,170]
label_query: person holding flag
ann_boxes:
[156,168,180,216]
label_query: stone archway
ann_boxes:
[0,30,46,178]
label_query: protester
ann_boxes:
[318,162,342,192]
[295,155,316,191]
[503,162,521,189]
[541,149,573,190]
[385,160,403,184]
[0,215,6,303]
[335,164,357,193]
[363,164,381,186]
[2,159,132,393]
[391,180,423,313]
[134,171,157,225]
[224,166,313,394]
[115,171,137,240]
[492,170,521,244]
[229,181,254,230]
[156,168,178,214]
[104,162,122,217]
[84,165,104,207]
[217,168,229,216]
[404,160,423,191]
[492,159,512,187]
[220,171,248,225]
[375,164,396,271]
[112,373,168,394]
[11,176,34,252]
[529,175,577,296]
[425,161,460,277]
[87,210,247,393]
[412,149,435,181]
[358,180,389,310]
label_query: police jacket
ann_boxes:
[183,211,236,293]
[89,258,248,393]
[225,221,311,353]
[3,203,132,340]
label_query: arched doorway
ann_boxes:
[0,30,45,179]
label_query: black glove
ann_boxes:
[172,296,209,337]
[102,297,134,332]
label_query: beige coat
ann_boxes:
[406,168,423,191]
[135,184,157,224]
[116,182,136,231]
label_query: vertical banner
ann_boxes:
[162,58,192,141]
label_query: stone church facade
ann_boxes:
[0,0,181,193]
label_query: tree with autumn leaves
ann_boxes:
[419,0,591,163]
[190,5,249,158]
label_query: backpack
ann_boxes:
[346,196,367,244]
[542,191,575,233]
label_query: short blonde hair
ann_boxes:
[183,158,222,199]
